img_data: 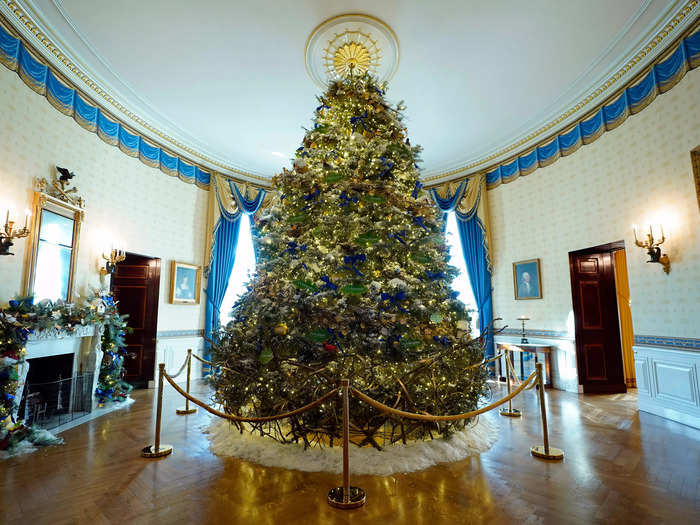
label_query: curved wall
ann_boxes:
[489,68,700,342]
[0,65,208,380]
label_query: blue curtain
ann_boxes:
[456,215,494,357]
[204,214,241,348]
[204,179,266,358]
[430,180,494,357]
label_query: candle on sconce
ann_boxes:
[24,208,30,230]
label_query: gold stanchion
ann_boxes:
[141,363,174,458]
[530,362,563,460]
[500,350,521,417]
[176,349,197,415]
[328,379,366,509]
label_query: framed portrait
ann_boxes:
[513,258,542,300]
[170,261,201,304]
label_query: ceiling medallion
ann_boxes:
[305,13,399,87]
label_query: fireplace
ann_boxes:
[13,324,104,430]
[18,354,95,430]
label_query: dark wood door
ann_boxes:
[569,248,626,394]
[111,253,160,388]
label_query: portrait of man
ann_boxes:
[513,259,542,300]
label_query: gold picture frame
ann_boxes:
[24,189,84,302]
[513,258,543,300]
[170,261,201,305]
[691,146,699,213]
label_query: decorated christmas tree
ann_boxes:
[212,74,487,448]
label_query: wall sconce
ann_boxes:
[517,316,530,344]
[633,224,670,274]
[0,207,31,256]
[100,246,126,276]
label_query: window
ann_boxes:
[445,212,479,334]
[219,215,256,324]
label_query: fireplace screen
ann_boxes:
[19,372,95,430]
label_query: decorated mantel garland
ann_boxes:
[0,291,132,453]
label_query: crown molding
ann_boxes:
[2,1,696,188]
[423,0,699,185]
[1,0,272,185]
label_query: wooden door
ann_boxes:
[569,248,626,393]
[111,253,160,388]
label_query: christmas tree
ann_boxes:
[212,74,487,448]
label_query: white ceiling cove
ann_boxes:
[5,1,695,182]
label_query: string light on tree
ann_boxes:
[211,73,487,447]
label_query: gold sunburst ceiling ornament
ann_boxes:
[323,29,382,80]
[332,41,373,77]
[305,14,399,87]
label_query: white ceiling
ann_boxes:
[12,1,690,181]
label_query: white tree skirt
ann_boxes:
[207,416,499,475]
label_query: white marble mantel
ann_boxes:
[14,324,103,421]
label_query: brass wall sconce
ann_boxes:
[100,247,126,276]
[1,207,31,256]
[633,224,670,274]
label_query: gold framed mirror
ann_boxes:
[24,173,85,302]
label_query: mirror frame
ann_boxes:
[24,190,84,302]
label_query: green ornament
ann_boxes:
[341,284,367,295]
[363,195,386,204]
[324,172,344,183]
[355,232,380,245]
[294,279,318,292]
[289,213,308,224]
[401,339,422,348]
[309,328,328,342]
[258,348,274,365]
[410,253,432,264]
[430,312,444,324]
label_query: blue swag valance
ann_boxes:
[204,175,268,351]
[0,20,212,189]
[430,175,494,357]
[484,26,700,189]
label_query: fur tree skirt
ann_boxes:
[206,416,499,475]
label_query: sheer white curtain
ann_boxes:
[445,212,479,334]
[218,213,478,332]
[219,216,256,324]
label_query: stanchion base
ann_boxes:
[141,444,173,458]
[327,487,366,509]
[500,408,521,418]
[176,407,197,415]
[530,445,564,460]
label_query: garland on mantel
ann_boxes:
[0,291,132,433]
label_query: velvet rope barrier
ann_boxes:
[466,352,503,370]
[163,369,340,423]
[351,369,538,422]
[190,350,238,374]
[505,352,538,391]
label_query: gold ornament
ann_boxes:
[274,323,288,336]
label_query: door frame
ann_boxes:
[568,241,626,394]
[111,251,161,387]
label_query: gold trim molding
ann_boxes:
[423,0,699,185]
[1,0,271,186]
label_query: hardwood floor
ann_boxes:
[2,381,699,524]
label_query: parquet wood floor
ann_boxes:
[2,381,699,524]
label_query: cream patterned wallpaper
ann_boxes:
[489,68,700,339]
[0,67,208,333]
